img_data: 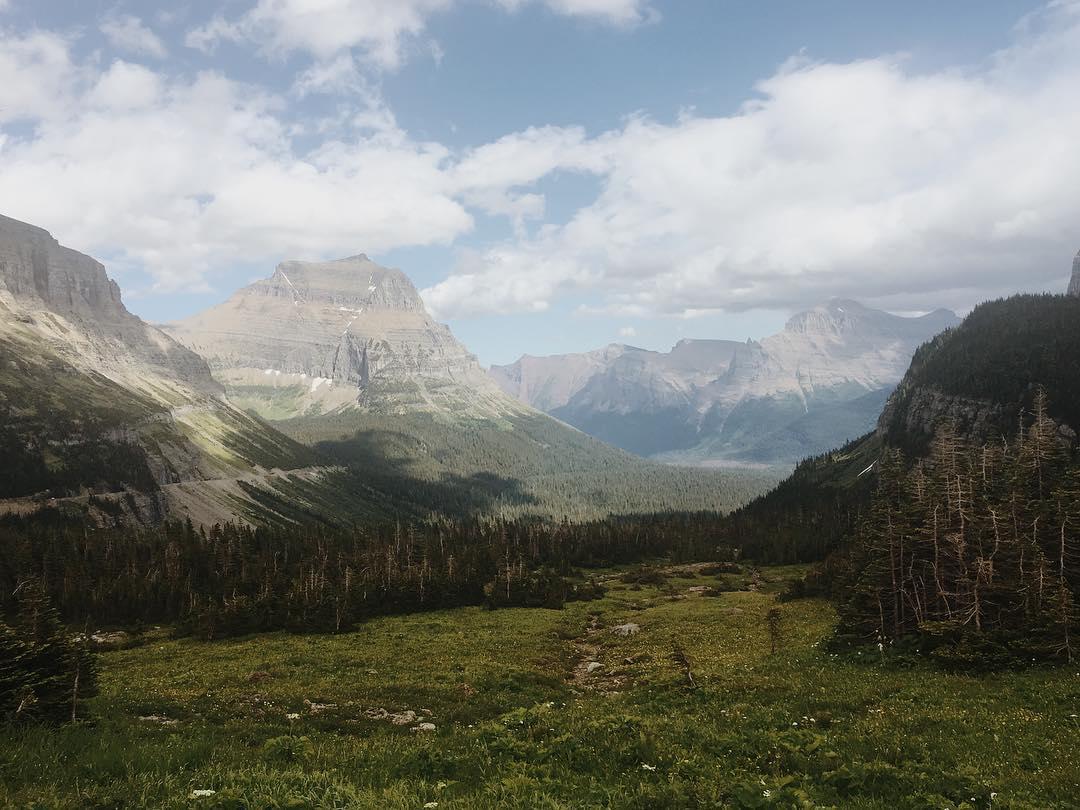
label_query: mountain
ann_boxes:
[165,255,513,420]
[491,300,959,465]
[726,290,1080,566]
[0,214,317,522]
[167,255,781,521]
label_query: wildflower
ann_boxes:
[424,803,439,809]
[286,713,300,721]
[763,789,771,798]
[190,789,216,798]
[641,764,656,771]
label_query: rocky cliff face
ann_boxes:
[1069,250,1080,297]
[167,255,519,419]
[491,300,959,464]
[0,215,219,393]
[0,213,314,505]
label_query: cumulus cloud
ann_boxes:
[187,0,654,69]
[0,30,79,122]
[422,1,1080,318]
[186,0,454,69]
[100,13,169,59]
[0,33,471,292]
[4,0,1079,323]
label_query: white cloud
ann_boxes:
[0,32,471,293]
[497,0,657,26]
[4,1,1080,324]
[0,30,79,122]
[186,0,653,69]
[101,13,169,59]
[422,2,1080,318]
[617,325,637,338]
[186,0,454,69]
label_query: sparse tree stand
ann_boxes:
[834,388,1080,666]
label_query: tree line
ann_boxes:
[0,512,732,641]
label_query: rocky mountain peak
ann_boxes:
[784,299,869,335]
[0,213,219,395]
[0,214,125,320]
[167,254,516,418]
[1069,249,1080,297]
[256,256,427,314]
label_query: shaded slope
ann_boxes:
[726,292,1080,564]
[276,410,782,521]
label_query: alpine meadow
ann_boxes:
[1,1,1079,808]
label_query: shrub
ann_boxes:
[262,735,315,765]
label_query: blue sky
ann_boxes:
[2,0,1079,365]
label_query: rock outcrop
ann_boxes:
[491,300,960,464]
[1069,249,1080,297]
[167,255,519,419]
[0,215,220,393]
[0,213,314,507]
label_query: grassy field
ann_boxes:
[1,566,1077,809]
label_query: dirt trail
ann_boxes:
[567,613,631,693]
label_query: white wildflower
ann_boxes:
[190,789,216,798]
[286,713,300,721]
[424,803,439,809]
[641,764,656,771]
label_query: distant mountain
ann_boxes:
[491,300,959,465]
[727,289,1080,566]
[0,214,316,522]
[165,255,514,420]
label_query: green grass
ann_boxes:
[1,566,1077,808]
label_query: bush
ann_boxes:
[262,735,315,765]
[619,567,668,586]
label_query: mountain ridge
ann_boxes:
[0,213,321,522]
[491,299,959,464]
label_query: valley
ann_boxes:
[1,563,1073,808]
[5,3,1080,807]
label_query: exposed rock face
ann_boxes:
[0,213,314,503]
[0,214,219,393]
[1069,250,1080,297]
[167,255,518,418]
[491,300,959,464]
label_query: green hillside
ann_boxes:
[276,411,780,521]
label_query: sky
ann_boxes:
[1,0,1079,366]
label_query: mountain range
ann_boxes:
[0,214,771,526]
[491,301,960,466]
